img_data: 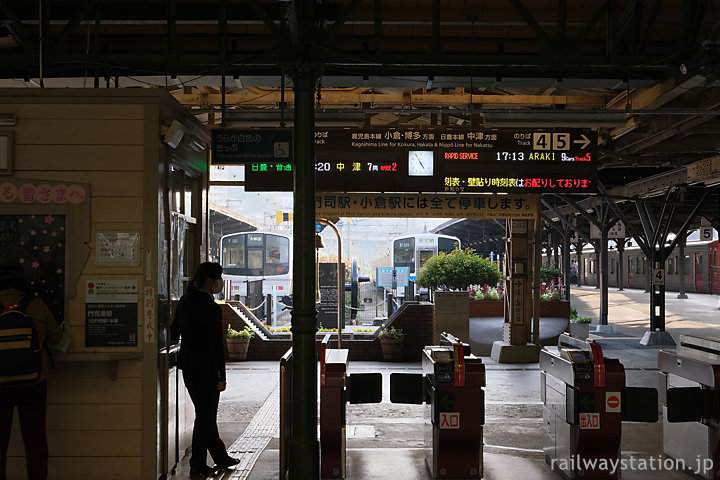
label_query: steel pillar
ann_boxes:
[288,68,321,480]
[677,233,688,299]
[616,241,625,291]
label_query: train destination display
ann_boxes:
[242,127,597,193]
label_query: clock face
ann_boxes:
[408,150,434,176]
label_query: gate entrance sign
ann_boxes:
[243,127,597,193]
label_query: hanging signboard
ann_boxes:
[316,193,538,219]
[211,128,292,164]
[244,127,597,193]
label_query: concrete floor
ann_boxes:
[170,287,720,480]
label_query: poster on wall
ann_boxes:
[0,214,65,324]
[85,279,138,347]
[95,231,141,265]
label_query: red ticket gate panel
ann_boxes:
[422,343,485,479]
[541,335,657,480]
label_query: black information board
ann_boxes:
[85,302,138,347]
[212,128,292,164]
[244,127,597,193]
[317,262,345,330]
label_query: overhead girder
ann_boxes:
[0,0,715,80]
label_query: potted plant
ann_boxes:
[568,309,592,339]
[226,324,255,361]
[378,326,405,361]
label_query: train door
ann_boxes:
[627,257,633,288]
[694,252,705,293]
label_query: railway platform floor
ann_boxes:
[170,288,720,480]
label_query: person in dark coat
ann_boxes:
[173,262,239,477]
[0,267,62,480]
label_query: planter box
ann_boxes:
[539,301,570,317]
[469,300,570,317]
[380,338,404,361]
[469,300,504,317]
[226,337,250,361]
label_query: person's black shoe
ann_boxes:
[189,465,216,477]
[216,457,240,470]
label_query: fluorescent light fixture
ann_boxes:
[0,114,15,125]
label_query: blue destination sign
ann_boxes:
[376,267,410,288]
[212,128,292,164]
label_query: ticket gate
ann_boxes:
[319,336,382,479]
[540,334,658,479]
[658,335,720,480]
[390,333,485,479]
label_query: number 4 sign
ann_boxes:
[653,268,665,286]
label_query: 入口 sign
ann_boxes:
[439,412,460,429]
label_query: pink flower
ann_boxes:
[31,261,39,269]
[44,215,54,224]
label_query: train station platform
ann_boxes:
[169,288,720,480]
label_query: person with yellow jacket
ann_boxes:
[0,268,62,480]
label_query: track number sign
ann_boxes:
[653,268,665,286]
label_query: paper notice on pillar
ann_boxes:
[85,279,139,347]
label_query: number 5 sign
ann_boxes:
[700,227,713,241]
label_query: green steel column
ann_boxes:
[288,68,320,480]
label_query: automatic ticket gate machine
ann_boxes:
[540,334,658,479]
[390,332,485,479]
[319,335,382,479]
[659,335,720,480]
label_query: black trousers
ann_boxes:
[182,370,229,469]
[0,381,49,480]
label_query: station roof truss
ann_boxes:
[0,0,718,236]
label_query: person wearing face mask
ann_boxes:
[172,262,239,476]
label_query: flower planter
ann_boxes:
[539,301,570,317]
[380,338,404,361]
[469,300,504,317]
[569,322,590,339]
[469,300,570,317]
[226,337,251,361]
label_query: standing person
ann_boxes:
[173,262,239,477]
[0,267,62,480]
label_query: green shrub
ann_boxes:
[540,265,564,284]
[226,324,255,339]
[416,248,502,291]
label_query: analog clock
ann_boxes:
[408,150,434,176]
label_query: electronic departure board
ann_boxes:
[243,127,597,193]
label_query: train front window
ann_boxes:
[438,237,459,254]
[418,249,435,269]
[247,249,264,276]
[221,235,246,275]
[264,234,290,275]
[394,238,415,272]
